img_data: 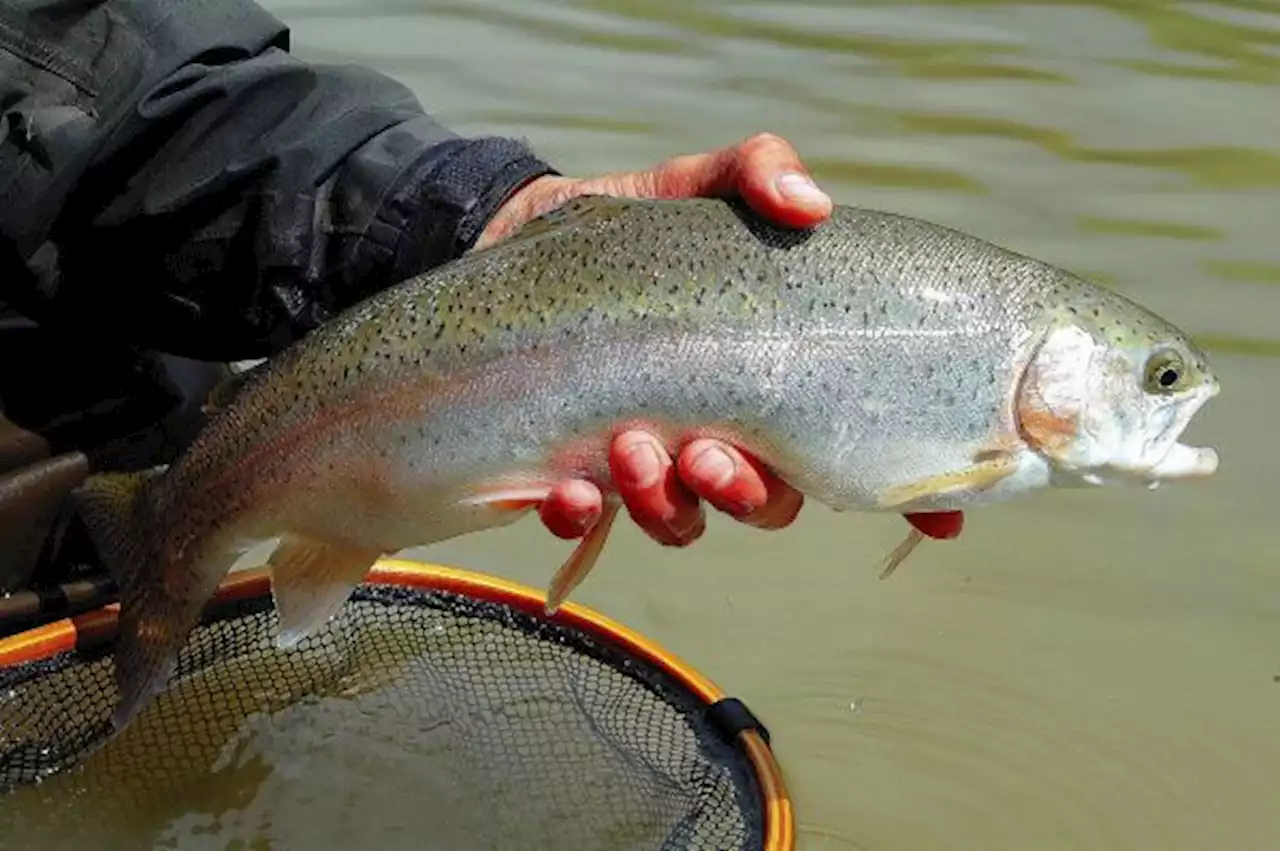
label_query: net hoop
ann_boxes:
[0,557,795,851]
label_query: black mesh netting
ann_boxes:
[0,582,771,851]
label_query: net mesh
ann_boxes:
[0,580,770,851]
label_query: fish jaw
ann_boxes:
[1143,439,1219,481]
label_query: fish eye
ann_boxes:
[1143,350,1189,394]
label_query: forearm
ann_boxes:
[0,0,557,361]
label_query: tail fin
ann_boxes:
[70,469,162,584]
[69,468,176,731]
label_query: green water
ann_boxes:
[377,1,1280,847]
[10,0,1280,848]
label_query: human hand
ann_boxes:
[477,133,832,547]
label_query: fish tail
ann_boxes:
[69,468,174,731]
[71,469,161,584]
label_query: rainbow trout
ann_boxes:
[72,197,1220,730]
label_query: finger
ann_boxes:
[578,148,732,202]
[472,175,580,251]
[539,479,603,540]
[730,133,833,228]
[676,439,804,531]
[585,133,831,228]
[632,133,832,228]
[904,510,964,540]
[609,431,707,547]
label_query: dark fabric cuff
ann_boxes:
[382,136,560,284]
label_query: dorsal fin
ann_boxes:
[202,362,266,416]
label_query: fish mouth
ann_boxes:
[1124,378,1220,485]
[1148,378,1220,481]
[1145,441,1219,480]
[1091,440,1219,489]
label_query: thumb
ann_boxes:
[728,133,832,228]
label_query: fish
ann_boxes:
[68,195,1221,732]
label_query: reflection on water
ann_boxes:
[6,0,1279,849]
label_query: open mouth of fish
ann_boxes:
[1121,380,1220,488]
[1077,440,1218,491]
[1143,441,1219,481]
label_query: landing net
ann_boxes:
[0,560,791,851]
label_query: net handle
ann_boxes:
[0,557,796,851]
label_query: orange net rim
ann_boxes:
[0,557,795,851]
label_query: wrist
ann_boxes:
[473,174,583,251]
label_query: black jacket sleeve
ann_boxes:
[0,0,559,361]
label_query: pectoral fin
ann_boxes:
[877,452,1018,510]
[267,534,382,648]
[460,486,553,513]
[544,497,621,616]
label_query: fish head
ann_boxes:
[1014,290,1220,488]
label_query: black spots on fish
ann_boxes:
[726,198,817,250]
[934,388,958,408]
[810,298,839,315]
[742,263,779,295]
[985,363,1000,389]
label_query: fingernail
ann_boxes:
[776,171,827,204]
[666,511,705,545]
[623,440,663,490]
[688,445,736,490]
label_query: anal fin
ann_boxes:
[543,497,621,616]
[267,534,382,649]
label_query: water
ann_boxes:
[9,0,1280,848]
